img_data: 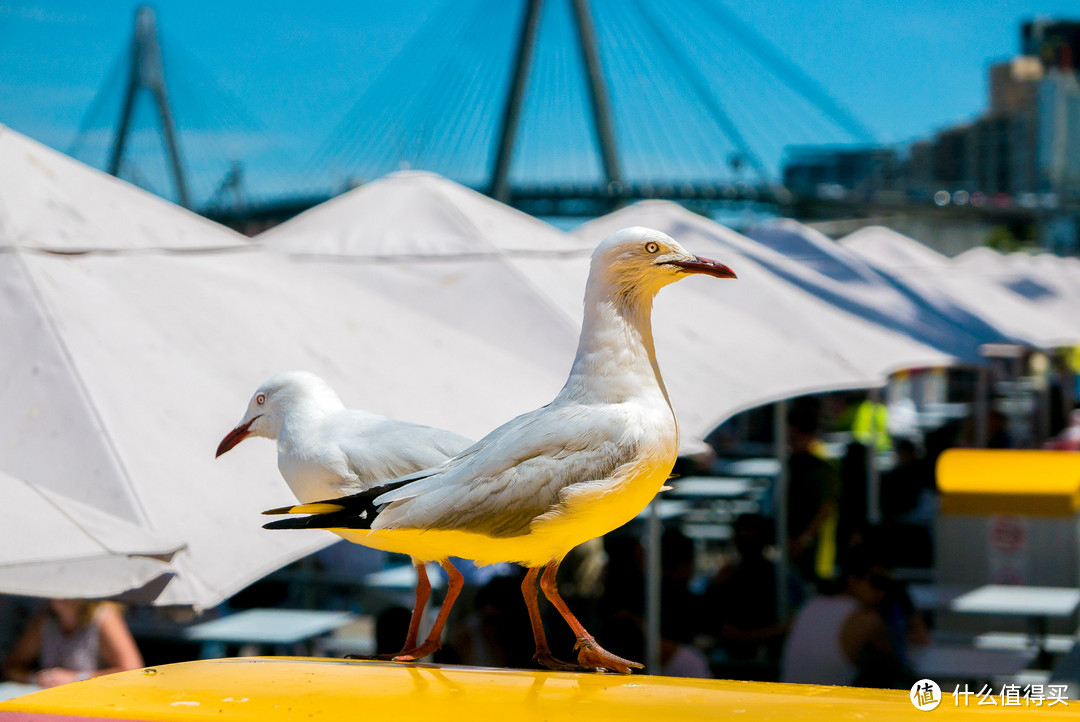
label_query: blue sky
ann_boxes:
[1,0,1078,204]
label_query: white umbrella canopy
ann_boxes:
[0,469,182,600]
[0,125,248,252]
[259,170,590,256]
[952,247,1080,343]
[743,218,989,364]
[1,247,586,607]
[841,226,1075,350]
[500,249,884,440]
[257,174,876,441]
[574,203,956,382]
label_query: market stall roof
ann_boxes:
[1,247,583,607]
[575,202,956,382]
[257,175,884,441]
[952,247,1080,343]
[0,469,181,600]
[0,124,247,252]
[744,218,989,364]
[842,226,1076,350]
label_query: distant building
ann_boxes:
[782,145,898,198]
[783,40,1073,201]
[1022,19,1080,71]
[1037,69,1080,196]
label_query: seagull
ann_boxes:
[215,370,473,658]
[264,227,737,672]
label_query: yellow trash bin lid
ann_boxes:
[937,449,1080,516]
[0,656,1015,721]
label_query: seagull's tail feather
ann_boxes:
[263,502,345,516]
[261,472,430,531]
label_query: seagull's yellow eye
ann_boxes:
[256,393,266,405]
[645,242,660,254]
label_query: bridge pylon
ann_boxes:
[489,0,623,205]
[107,6,190,209]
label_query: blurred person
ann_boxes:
[987,409,1013,449]
[786,401,840,582]
[879,439,931,521]
[3,599,143,687]
[836,441,868,556]
[375,607,413,660]
[707,514,802,675]
[780,547,910,688]
[598,532,711,679]
[1045,410,1080,451]
[439,573,534,668]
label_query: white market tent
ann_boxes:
[1,132,583,607]
[259,170,590,257]
[841,226,1079,350]
[2,246,594,607]
[952,247,1080,342]
[573,203,956,383]
[0,125,247,252]
[743,218,990,364]
[0,470,181,600]
[258,172,898,442]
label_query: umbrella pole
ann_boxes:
[867,387,882,525]
[975,365,989,448]
[773,400,790,623]
[645,500,661,674]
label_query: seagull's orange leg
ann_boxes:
[372,559,432,659]
[540,559,643,674]
[392,558,463,662]
[522,566,578,671]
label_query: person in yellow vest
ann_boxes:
[786,402,840,584]
[851,399,891,452]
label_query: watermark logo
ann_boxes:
[911,679,1071,709]
[911,678,942,711]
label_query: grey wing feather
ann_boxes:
[371,404,639,538]
[336,419,473,487]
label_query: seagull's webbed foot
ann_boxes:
[533,651,581,672]
[344,651,414,661]
[391,639,440,662]
[574,637,643,674]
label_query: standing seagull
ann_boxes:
[215,370,473,658]
[264,228,737,672]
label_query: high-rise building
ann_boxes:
[782,145,898,197]
[1037,69,1080,196]
[781,18,1079,208]
[1022,19,1080,71]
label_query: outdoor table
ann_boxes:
[909,583,974,611]
[711,458,781,478]
[911,644,1036,682]
[668,476,755,498]
[0,683,41,703]
[185,608,355,658]
[949,585,1080,668]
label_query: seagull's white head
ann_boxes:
[589,227,736,300]
[215,370,344,457]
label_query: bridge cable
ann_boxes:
[689,0,876,144]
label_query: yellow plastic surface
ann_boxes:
[1,657,1074,721]
[937,449,1080,516]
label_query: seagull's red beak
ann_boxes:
[216,416,259,458]
[670,255,737,279]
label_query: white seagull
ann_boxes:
[264,228,737,672]
[215,370,473,658]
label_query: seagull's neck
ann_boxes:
[277,394,344,445]
[561,282,672,409]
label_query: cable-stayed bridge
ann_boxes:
[66,1,1066,234]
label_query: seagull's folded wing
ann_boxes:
[369,404,641,538]
[335,416,473,487]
